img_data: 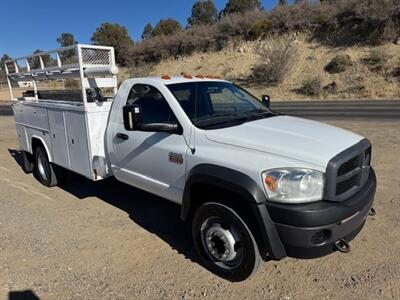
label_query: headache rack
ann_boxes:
[4,44,118,104]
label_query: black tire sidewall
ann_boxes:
[34,147,55,187]
[192,202,260,282]
[21,151,34,173]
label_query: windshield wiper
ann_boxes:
[203,113,239,119]
[196,111,276,129]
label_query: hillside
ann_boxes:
[1,0,399,102]
[122,35,400,100]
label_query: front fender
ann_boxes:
[182,164,287,260]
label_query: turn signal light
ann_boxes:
[264,176,277,192]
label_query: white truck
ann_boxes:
[6,45,376,281]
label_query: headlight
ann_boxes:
[262,168,324,203]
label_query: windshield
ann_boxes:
[167,81,275,129]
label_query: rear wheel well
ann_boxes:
[31,138,44,154]
[186,182,266,259]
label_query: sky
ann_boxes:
[0,0,285,59]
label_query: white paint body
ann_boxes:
[12,76,364,204]
[13,101,111,180]
[105,77,363,204]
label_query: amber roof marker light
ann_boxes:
[161,75,171,80]
[183,73,193,79]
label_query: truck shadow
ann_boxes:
[8,290,40,300]
[9,149,198,263]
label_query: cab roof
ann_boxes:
[132,76,229,85]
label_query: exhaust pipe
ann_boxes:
[334,239,351,253]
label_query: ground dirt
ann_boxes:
[132,36,400,100]
[0,116,399,299]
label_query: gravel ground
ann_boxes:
[0,116,399,300]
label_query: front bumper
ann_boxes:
[266,168,376,259]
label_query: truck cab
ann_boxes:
[7,46,376,281]
[106,76,376,281]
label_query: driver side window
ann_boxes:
[126,84,176,124]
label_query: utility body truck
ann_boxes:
[6,45,376,281]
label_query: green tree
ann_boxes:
[56,33,78,47]
[56,33,78,62]
[142,23,154,40]
[188,0,218,27]
[221,0,262,16]
[29,50,51,69]
[278,0,288,5]
[1,54,11,72]
[152,18,182,37]
[91,23,134,66]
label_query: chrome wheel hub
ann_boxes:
[38,156,48,181]
[201,218,242,264]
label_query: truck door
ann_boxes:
[112,83,188,204]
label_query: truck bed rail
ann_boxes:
[4,44,118,105]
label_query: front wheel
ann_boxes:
[192,202,261,281]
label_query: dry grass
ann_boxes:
[147,34,400,100]
[362,50,390,72]
[128,0,400,66]
[248,37,297,85]
[0,89,12,101]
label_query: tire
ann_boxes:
[33,146,63,187]
[21,151,34,174]
[192,202,261,281]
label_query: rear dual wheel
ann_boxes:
[192,202,261,282]
[33,146,63,187]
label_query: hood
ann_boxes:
[204,116,363,168]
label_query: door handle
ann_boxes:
[116,133,129,140]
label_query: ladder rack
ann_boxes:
[4,44,118,105]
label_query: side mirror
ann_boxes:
[123,104,143,131]
[262,95,270,108]
[261,95,271,108]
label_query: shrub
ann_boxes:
[250,19,275,39]
[127,0,399,66]
[323,81,337,94]
[152,19,182,37]
[249,38,297,85]
[298,77,322,96]
[362,50,390,71]
[91,23,134,66]
[324,55,352,74]
[314,0,400,46]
